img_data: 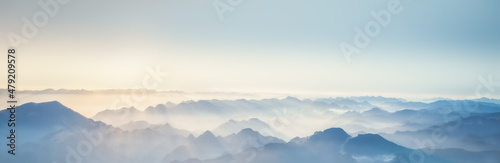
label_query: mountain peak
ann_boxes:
[363,108,389,115]
[248,118,264,123]
[309,128,350,143]
[197,130,217,141]
[16,101,82,117]
[4,101,91,140]
[118,106,139,112]
[352,134,386,142]
[284,96,301,102]
[19,101,66,110]
[237,128,258,136]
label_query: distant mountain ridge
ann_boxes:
[91,96,500,139]
[211,118,289,140]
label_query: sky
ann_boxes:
[1,0,499,99]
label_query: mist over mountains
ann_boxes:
[92,96,500,138]
[1,96,500,163]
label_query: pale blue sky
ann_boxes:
[1,0,499,99]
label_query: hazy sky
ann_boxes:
[1,0,499,99]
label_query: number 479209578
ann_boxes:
[8,49,16,99]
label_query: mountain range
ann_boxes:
[1,97,499,163]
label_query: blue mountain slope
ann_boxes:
[387,112,500,152]
[0,101,116,163]
[344,134,410,156]
[0,101,94,144]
